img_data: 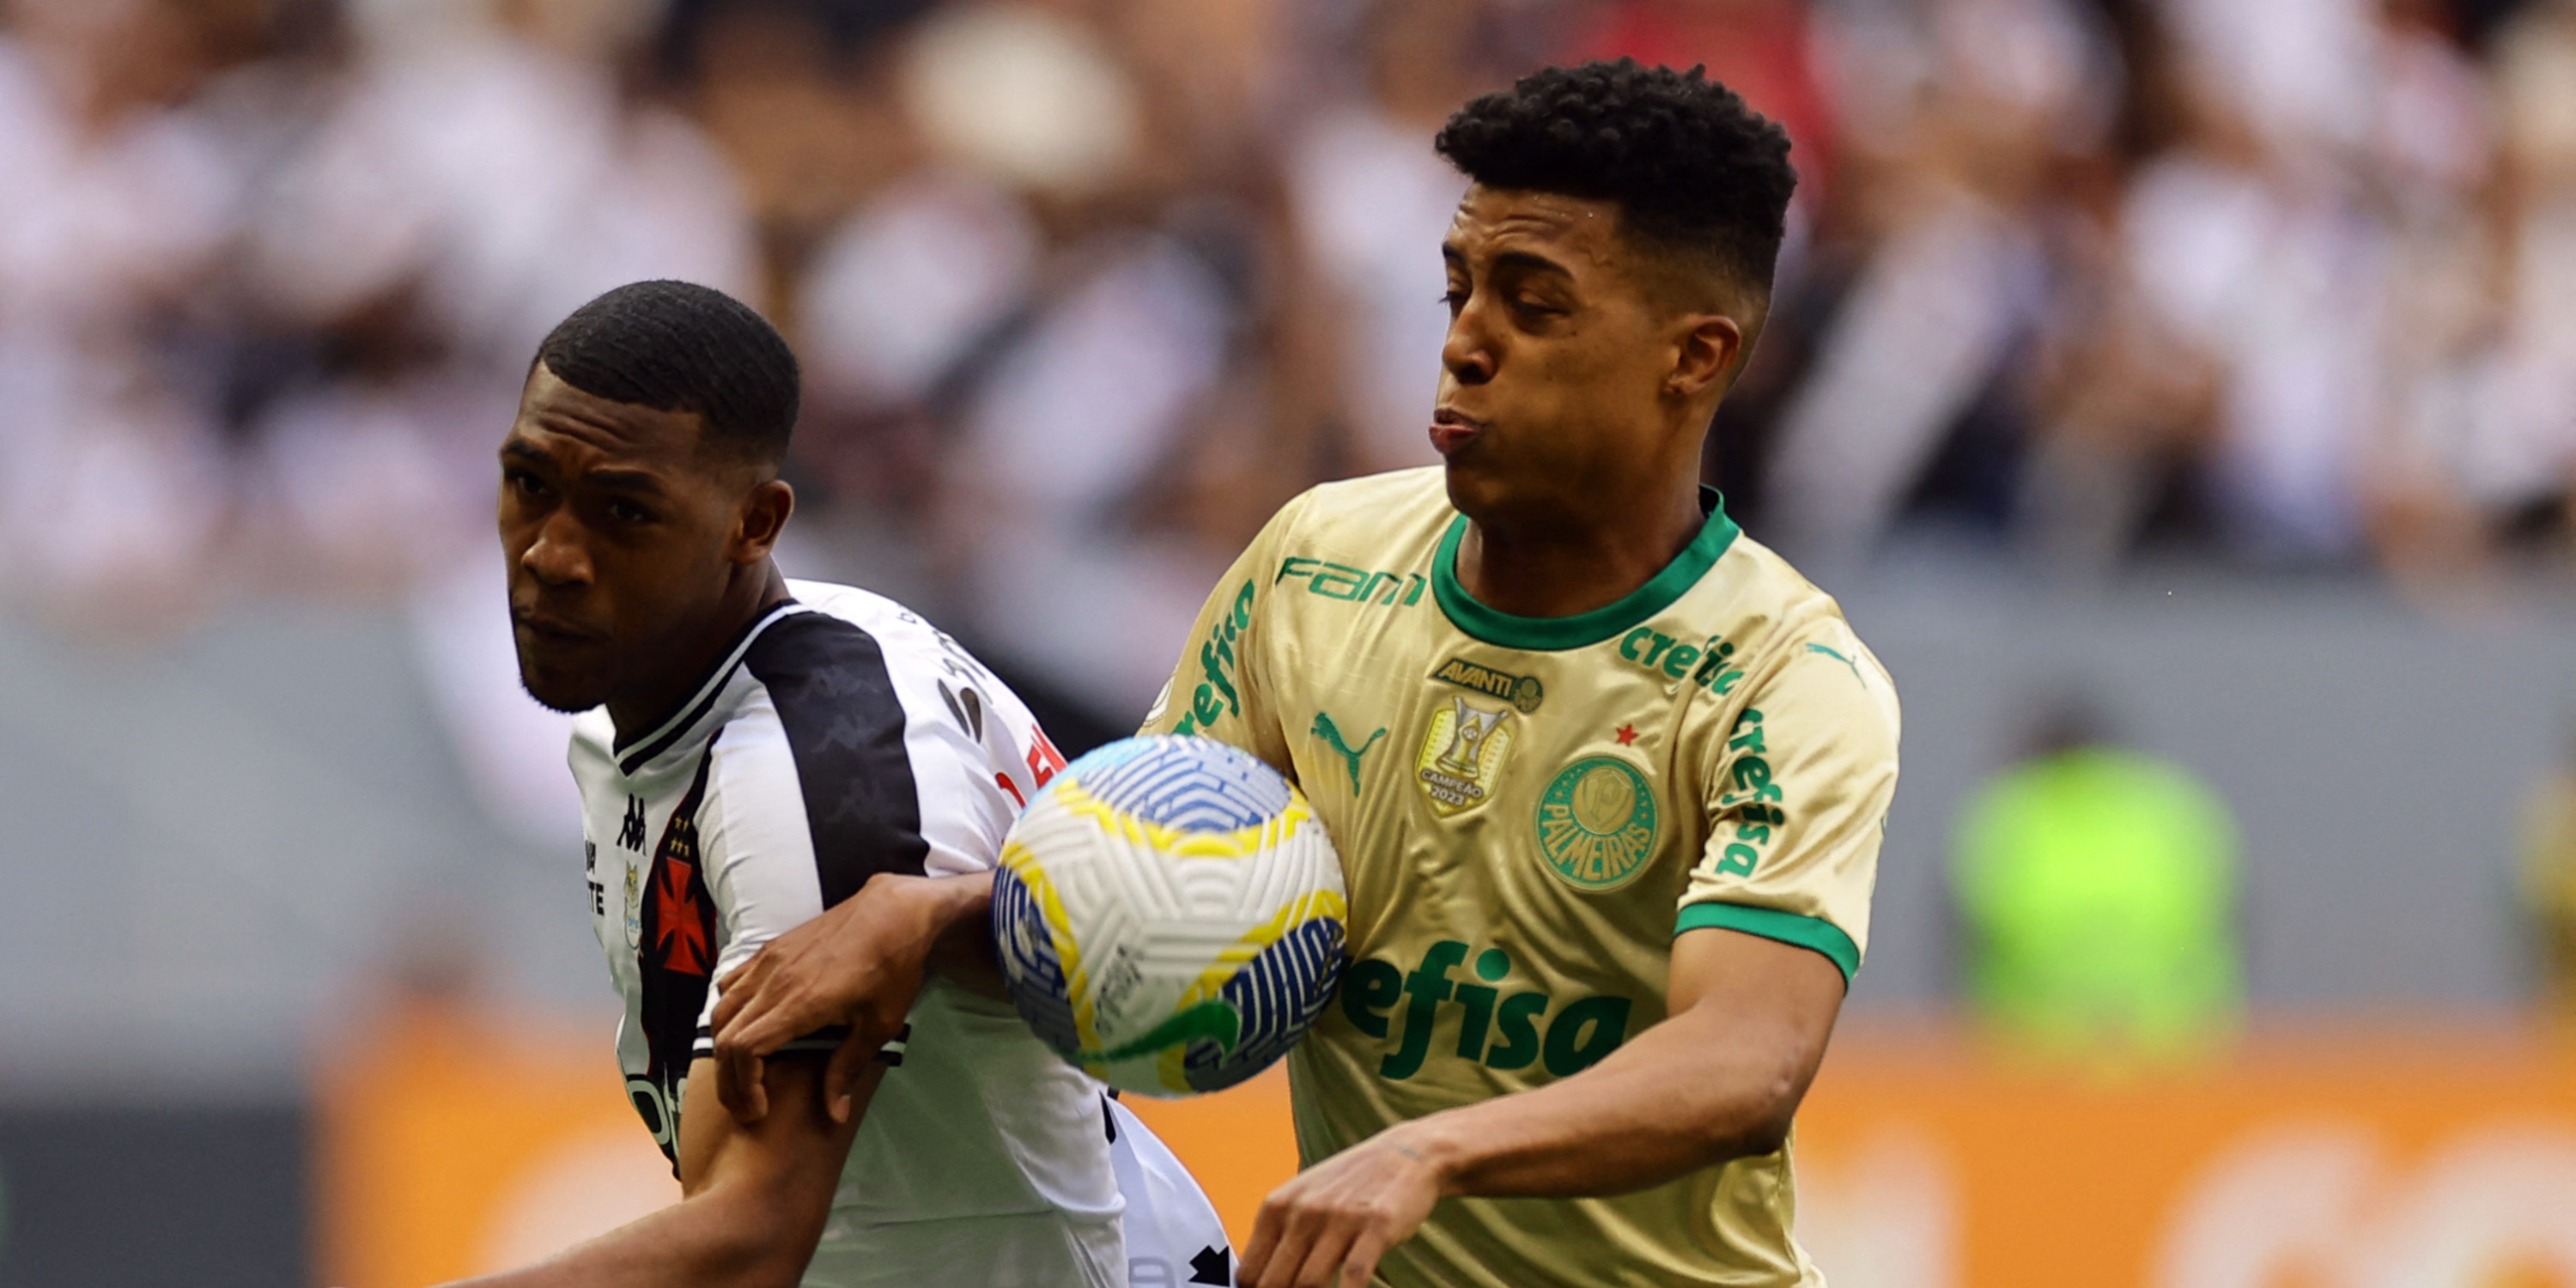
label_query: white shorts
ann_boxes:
[799,1094,1230,1288]
[1108,1096,1236,1288]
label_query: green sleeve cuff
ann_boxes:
[1674,902,1861,983]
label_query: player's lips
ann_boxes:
[1430,409,1485,456]
[513,609,606,646]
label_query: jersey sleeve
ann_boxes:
[888,609,1071,876]
[690,726,855,1060]
[1136,491,1305,776]
[1679,621,1901,984]
[690,609,1038,1061]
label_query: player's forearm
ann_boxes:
[443,1182,817,1288]
[915,870,1008,998]
[1390,1002,1818,1200]
[445,1058,866,1288]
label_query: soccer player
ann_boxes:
[1144,61,1899,1287]
[471,280,1226,1288]
[714,60,1899,1288]
[1133,62,1900,1287]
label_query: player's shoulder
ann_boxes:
[768,579,972,679]
[1292,466,1447,523]
[1705,533,1865,652]
[1249,468,1455,593]
[1268,468,1450,549]
[770,577,1035,759]
[1700,532,1898,710]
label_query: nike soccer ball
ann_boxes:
[993,734,1347,1097]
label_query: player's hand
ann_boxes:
[710,873,953,1125]
[1238,1127,1446,1288]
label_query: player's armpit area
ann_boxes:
[435,1054,877,1288]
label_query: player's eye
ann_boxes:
[506,469,550,499]
[1442,287,1468,316]
[607,499,653,526]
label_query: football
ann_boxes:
[992,734,1348,1096]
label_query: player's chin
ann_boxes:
[517,655,611,714]
[1438,449,1520,522]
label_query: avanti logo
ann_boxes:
[1339,940,1632,1081]
[1431,656,1544,714]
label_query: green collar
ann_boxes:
[1432,488,1739,652]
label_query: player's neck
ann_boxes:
[1455,480,1707,620]
[605,563,793,740]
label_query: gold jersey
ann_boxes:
[1141,468,1900,1288]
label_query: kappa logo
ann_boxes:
[1416,695,1514,816]
[1310,711,1386,793]
[617,794,647,850]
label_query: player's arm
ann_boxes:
[1242,630,1899,1288]
[439,1051,881,1288]
[1236,932,1844,1288]
[711,498,1308,1115]
[1134,490,1305,769]
[710,868,995,1121]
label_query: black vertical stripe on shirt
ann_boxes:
[743,611,931,906]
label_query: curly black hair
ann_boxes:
[536,280,800,464]
[1436,59,1797,297]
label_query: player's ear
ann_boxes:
[1666,310,1745,402]
[731,477,794,565]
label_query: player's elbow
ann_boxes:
[690,1173,833,1288]
[1726,1094,1800,1160]
[700,1214,826,1288]
[1700,1066,1807,1162]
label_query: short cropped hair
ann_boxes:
[1436,59,1797,298]
[535,280,799,463]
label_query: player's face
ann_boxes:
[1434,185,1726,524]
[497,365,775,714]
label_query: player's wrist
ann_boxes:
[898,869,994,926]
[1382,1119,1473,1198]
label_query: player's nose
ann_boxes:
[520,508,595,588]
[1440,307,1497,386]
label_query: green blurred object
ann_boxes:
[2517,765,2576,1016]
[1953,745,2242,1064]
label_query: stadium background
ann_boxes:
[4,0,2576,1283]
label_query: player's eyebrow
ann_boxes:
[580,466,671,495]
[500,438,552,468]
[1488,249,1575,283]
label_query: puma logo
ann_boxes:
[1807,642,1868,688]
[1311,711,1387,793]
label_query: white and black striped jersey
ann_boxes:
[569,580,1224,1287]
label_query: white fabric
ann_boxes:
[569,580,1219,1285]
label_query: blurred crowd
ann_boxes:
[6,0,2576,685]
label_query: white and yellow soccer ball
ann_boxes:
[993,734,1347,1097]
